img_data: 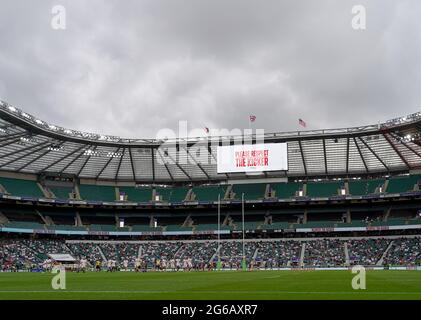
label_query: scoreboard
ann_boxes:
[216,143,288,173]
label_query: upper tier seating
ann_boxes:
[165,224,193,231]
[79,184,116,202]
[306,181,342,197]
[46,225,87,231]
[131,224,163,232]
[49,186,74,200]
[269,182,301,199]
[386,175,421,193]
[5,221,45,229]
[348,178,384,195]
[88,224,117,232]
[194,223,231,231]
[0,177,44,198]
[155,187,189,202]
[192,185,226,201]
[169,187,189,202]
[231,183,267,200]
[0,175,420,202]
[119,186,152,202]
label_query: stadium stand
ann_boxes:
[348,178,385,195]
[119,186,152,202]
[192,185,226,201]
[383,237,421,266]
[269,182,301,199]
[0,177,44,198]
[386,175,421,193]
[231,183,267,200]
[1,102,421,273]
[79,184,116,201]
[306,181,342,197]
[48,186,74,200]
[304,239,345,267]
[347,238,391,265]
[3,237,421,271]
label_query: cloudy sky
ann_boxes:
[0,0,420,139]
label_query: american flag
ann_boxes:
[249,115,256,122]
[299,118,307,128]
[204,127,209,134]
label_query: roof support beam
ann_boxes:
[0,141,52,168]
[208,144,228,179]
[298,140,307,176]
[0,132,28,143]
[76,146,97,177]
[353,137,369,173]
[115,148,125,181]
[0,139,50,161]
[346,137,350,175]
[128,148,137,181]
[58,146,91,174]
[382,133,411,169]
[95,147,121,180]
[358,137,389,172]
[185,146,210,180]
[151,147,156,183]
[40,144,87,172]
[166,148,192,181]
[16,142,65,172]
[322,138,328,175]
[156,149,174,182]
[390,132,421,158]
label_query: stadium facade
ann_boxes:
[1,99,421,271]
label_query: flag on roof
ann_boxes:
[204,127,209,134]
[299,118,307,128]
[249,115,256,122]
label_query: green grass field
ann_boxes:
[0,270,421,300]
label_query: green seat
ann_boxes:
[165,225,192,231]
[192,185,226,201]
[131,225,162,232]
[270,182,301,199]
[349,179,384,195]
[337,221,367,228]
[194,224,231,231]
[387,175,421,193]
[155,187,173,202]
[89,224,116,231]
[5,221,44,229]
[79,184,116,201]
[119,186,152,202]
[302,221,335,228]
[232,184,267,200]
[47,225,87,231]
[238,221,262,230]
[262,222,291,229]
[49,186,73,200]
[0,177,44,198]
[306,182,342,197]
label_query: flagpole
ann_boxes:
[217,193,221,271]
[242,192,246,271]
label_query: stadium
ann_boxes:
[1,99,421,300]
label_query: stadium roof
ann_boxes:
[0,100,421,183]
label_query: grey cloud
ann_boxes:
[0,0,420,139]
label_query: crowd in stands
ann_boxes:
[1,237,421,271]
[383,237,421,266]
[254,240,302,268]
[304,239,345,267]
[347,238,391,266]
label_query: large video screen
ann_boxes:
[217,143,288,173]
